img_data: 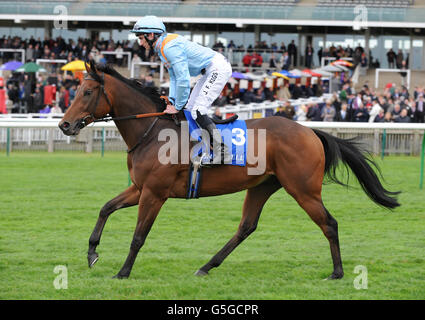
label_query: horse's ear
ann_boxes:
[84,58,91,73]
[89,59,97,74]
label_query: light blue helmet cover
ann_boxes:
[131,16,166,34]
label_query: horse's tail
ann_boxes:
[313,129,400,209]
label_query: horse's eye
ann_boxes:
[84,90,92,96]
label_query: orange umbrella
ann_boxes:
[302,69,322,77]
[332,60,354,67]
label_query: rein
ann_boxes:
[93,112,166,123]
[83,73,166,124]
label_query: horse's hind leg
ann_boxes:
[278,172,344,279]
[195,177,281,276]
[298,198,343,279]
[88,184,140,268]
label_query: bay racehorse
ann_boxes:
[59,61,400,280]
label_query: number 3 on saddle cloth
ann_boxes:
[183,110,248,199]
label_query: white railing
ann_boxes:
[130,61,165,83]
[100,51,132,70]
[1,116,425,156]
[0,49,25,64]
[375,68,411,89]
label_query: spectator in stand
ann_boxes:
[51,102,62,114]
[396,50,404,69]
[295,104,307,121]
[58,87,68,112]
[251,52,263,68]
[276,82,291,101]
[360,52,368,68]
[291,82,303,99]
[274,106,287,117]
[280,51,290,70]
[406,97,416,122]
[374,108,386,122]
[317,47,323,66]
[242,52,253,68]
[335,103,349,122]
[39,104,51,114]
[26,44,34,62]
[226,90,237,105]
[254,87,265,103]
[306,103,322,121]
[115,45,124,67]
[6,83,19,113]
[339,84,349,103]
[23,74,34,113]
[304,84,314,98]
[288,40,297,67]
[387,49,396,68]
[144,75,154,87]
[330,74,340,94]
[415,95,425,123]
[395,108,410,123]
[227,40,236,50]
[353,102,369,122]
[268,53,278,71]
[368,98,382,123]
[315,80,324,97]
[282,100,295,120]
[383,111,393,122]
[305,43,314,69]
[391,103,402,121]
[321,100,336,122]
[243,88,255,104]
[33,87,43,112]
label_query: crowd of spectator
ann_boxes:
[213,75,425,124]
[0,35,420,123]
[0,34,159,114]
[270,82,425,123]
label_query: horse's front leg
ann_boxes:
[113,187,166,279]
[88,184,140,267]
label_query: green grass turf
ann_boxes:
[0,152,424,300]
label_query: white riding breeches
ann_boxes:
[185,53,232,120]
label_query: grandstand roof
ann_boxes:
[1,0,425,29]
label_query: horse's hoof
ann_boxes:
[325,272,344,280]
[112,273,129,279]
[88,253,99,268]
[194,269,208,277]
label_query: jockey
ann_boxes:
[131,16,232,163]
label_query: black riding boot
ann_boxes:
[195,111,232,164]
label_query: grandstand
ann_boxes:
[2,0,425,105]
[317,0,413,7]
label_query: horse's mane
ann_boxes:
[87,60,165,111]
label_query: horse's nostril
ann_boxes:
[61,121,70,129]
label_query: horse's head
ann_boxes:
[59,60,113,136]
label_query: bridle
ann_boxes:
[81,71,167,153]
[80,72,113,127]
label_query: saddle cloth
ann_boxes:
[183,110,247,166]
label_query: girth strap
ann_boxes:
[127,117,159,154]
